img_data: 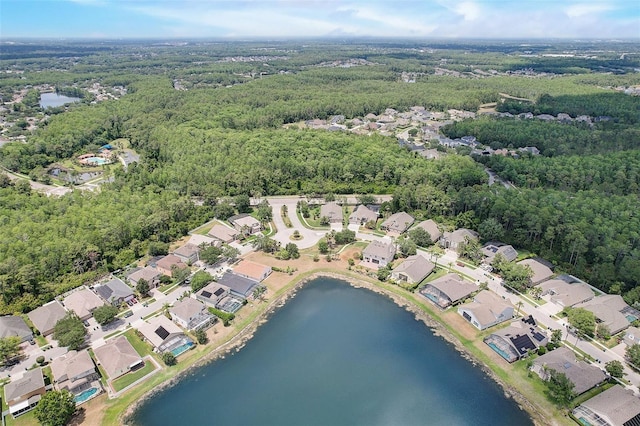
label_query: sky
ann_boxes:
[1,0,639,40]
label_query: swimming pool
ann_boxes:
[74,387,99,403]
[487,342,515,362]
[85,157,108,165]
[171,341,194,357]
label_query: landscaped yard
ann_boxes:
[111,361,157,392]
[124,329,153,357]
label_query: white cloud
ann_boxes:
[453,1,482,21]
[565,3,614,18]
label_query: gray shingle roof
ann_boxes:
[95,278,133,304]
[27,301,67,335]
[575,385,640,425]
[532,347,606,394]
[0,316,32,341]
[217,272,259,298]
[4,369,45,402]
[392,255,435,284]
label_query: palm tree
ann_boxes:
[515,301,524,317]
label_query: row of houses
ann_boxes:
[4,334,146,418]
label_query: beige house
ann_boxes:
[485,317,549,363]
[128,266,162,288]
[441,228,479,250]
[137,315,192,353]
[51,350,100,396]
[156,254,187,277]
[28,300,67,336]
[348,205,378,226]
[391,255,435,285]
[413,219,442,243]
[4,369,46,417]
[362,240,396,267]
[530,347,606,394]
[320,202,343,223]
[517,258,553,285]
[93,336,143,380]
[208,224,239,243]
[229,214,262,236]
[575,294,635,335]
[421,273,477,309]
[536,279,594,308]
[458,290,514,330]
[380,212,414,234]
[62,288,105,321]
[170,298,216,331]
[173,243,201,264]
[572,385,640,426]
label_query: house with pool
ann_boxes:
[420,273,476,309]
[572,385,640,426]
[170,298,216,331]
[530,347,606,394]
[484,316,548,363]
[195,281,243,313]
[51,350,102,404]
[138,315,194,356]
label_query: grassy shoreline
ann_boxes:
[102,266,568,426]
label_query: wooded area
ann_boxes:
[0,40,638,313]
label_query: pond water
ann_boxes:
[39,92,81,108]
[132,277,533,426]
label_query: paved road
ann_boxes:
[432,248,640,392]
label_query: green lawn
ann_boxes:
[123,329,153,357]
[111,362,157,392]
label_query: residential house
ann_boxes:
[420,273,477,309]
[481,242,518,263]
[380,212,415,234]
[93,336,143,380]
[156,254,187,277]
[362,240,396,268]
[458,290,514,330]
[4,369,46,417]
[624,326,640,347]
[348,205,378,226]
[320,202,343,223]
[170,298,216,331]
[128,266,162,289]
[95,278,135,306]
[536,279,594,308]
[517,258,554,285]
[484,316,548,363]
[232,260,272,282]
[173,243,201,264]
[229,214,262,236]
[575,295,638,335]
[530,347,606,394]
[187,234,218,248]
[217,272,260,299]
[62,288,104,321]
[195,282,231,307]
[50,350,100,396]
[28,300,67,336]
[0,316,33,343]
[413,219,442,243]
[391,255,435,285]
[572,385,640,426]
[208,224,239,243]
[441,228,479,250]
[138,315,192,354]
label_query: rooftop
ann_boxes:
[574,385,640,426]
[532,347,606,394]
[50,350,95,385]
[0,316,32,340]
[517,258,554,284]
[208,224,238,242]
[217,272,260,297]
[4,369,45,402]
[381,212,415,233]
[62,288,104,319]
[414,219,442,242]
[537,279,594,307]
[232,260,271,282]
[363,240,396,260]
[93,336,142,379]
[392,255,435,283]
[95,277,133,303]
[138,315,184,348]
[424,273,476,303]
[27,301,67,334]
[171,298,206,322]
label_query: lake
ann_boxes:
[131,277,533,426]
[39,92,81,108]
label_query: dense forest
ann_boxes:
[0,40,639,313]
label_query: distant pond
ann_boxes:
[39,92,81,108]
[131,277,533,426]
